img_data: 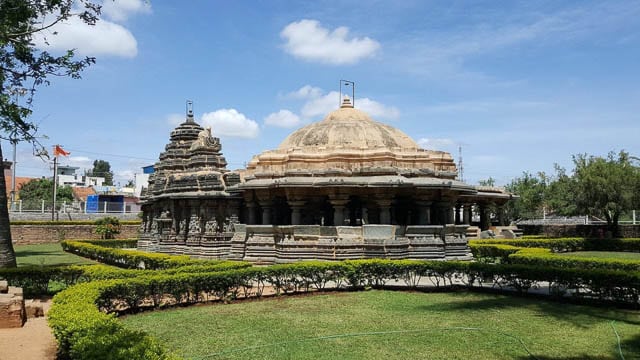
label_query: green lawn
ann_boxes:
[557,251,640,260]
[14,243,96,267]
[121,290,640,360]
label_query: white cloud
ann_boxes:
[32,16,138,58]
[101,0,152,22]
[166,113,184,126]
[357,98,400,119]
[201,109,259,138]
[417,138,457,151]
[301,91,340,118]
[264,110,302,128]
[300,91,399,120]
[283,85,323,100]
[280,19,380,65]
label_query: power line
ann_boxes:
[64,148,157,161]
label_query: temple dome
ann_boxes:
[242,97,459,181]
[278,98,418,151]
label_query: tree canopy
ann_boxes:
[0,0,100,268]
[506,150,640,236]
[88,159,113,185]
[18,178,73,209]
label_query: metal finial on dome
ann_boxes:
[186,100,194,123]
[339,79,355,108]
[341,95,354,108]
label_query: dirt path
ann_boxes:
[0,300,56,360]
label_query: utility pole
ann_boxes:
[458,146,464,182]
[52,155,58,221]
[9,130,17,211]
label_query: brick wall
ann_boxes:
[10,224,139,245]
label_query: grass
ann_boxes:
[121,290,640,360]
[14,243,97,267]
[557,251,640,260]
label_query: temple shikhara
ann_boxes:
[138,94,512,263]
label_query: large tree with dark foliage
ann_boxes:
[0,0,100,267]
[571,151,640,236]
[88,159,113,186]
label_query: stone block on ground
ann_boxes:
[0,280,7,293]
[0,292,26,328]
[25,299,45,318]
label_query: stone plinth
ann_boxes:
[0,284,25,328]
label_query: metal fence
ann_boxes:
[8,200,141,214]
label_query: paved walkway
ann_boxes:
[0,300,56,360]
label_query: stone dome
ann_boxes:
[242,97,459,181]
[278,97,419,151]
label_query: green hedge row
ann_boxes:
[61,240,207,269]
[48,259,640,359]
[10,220,141,225]
[0,260,253,297]
[470,238,640,253]
[470,238,640,272]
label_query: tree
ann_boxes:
[1,0,100,267]
[478,177,496,187]
[571,151,640,236]
[504,172,547,221]
[544,164,577,217]
[18,178,73,209]
[88,159,113,185]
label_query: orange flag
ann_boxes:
[53,145,70,157]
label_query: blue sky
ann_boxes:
[4,0,640,186]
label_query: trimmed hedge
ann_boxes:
[48,259,640,359]
[470,238,640,272]
[470,238,640,253]
[61,240,204,269]
[0,261,251,297]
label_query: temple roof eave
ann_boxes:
[238,176,477,193]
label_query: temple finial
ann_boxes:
[339,80,355,108]
[186,100,194,123]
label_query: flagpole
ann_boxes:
[52,151,58,221]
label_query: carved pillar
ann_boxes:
[497,205,505,226]
[455,204,462,224]
[329,195,349,226]
[463,204,472,225]
[246,201,257,225]
[288,200,306,225]
[415,200,432,225]
[434,201,455,225]
[479,203,491,230]
[376,198,393,225]
[258,201,273,225]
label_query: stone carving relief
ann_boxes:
[190,127,221,152]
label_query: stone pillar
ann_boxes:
[376,198,393,224]
[479,203,491,230]
[416,201,432,225]
[463,205,472,225]
[288,201,306,225]
[455,204,462,224]
[259,201,272,225]
[497,205,505,226]
[434,201,455,225]
[329,196,349,226]
[246,202,257,225]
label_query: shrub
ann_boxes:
[94,217,121,239]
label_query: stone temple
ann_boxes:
[138,97,512,263]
